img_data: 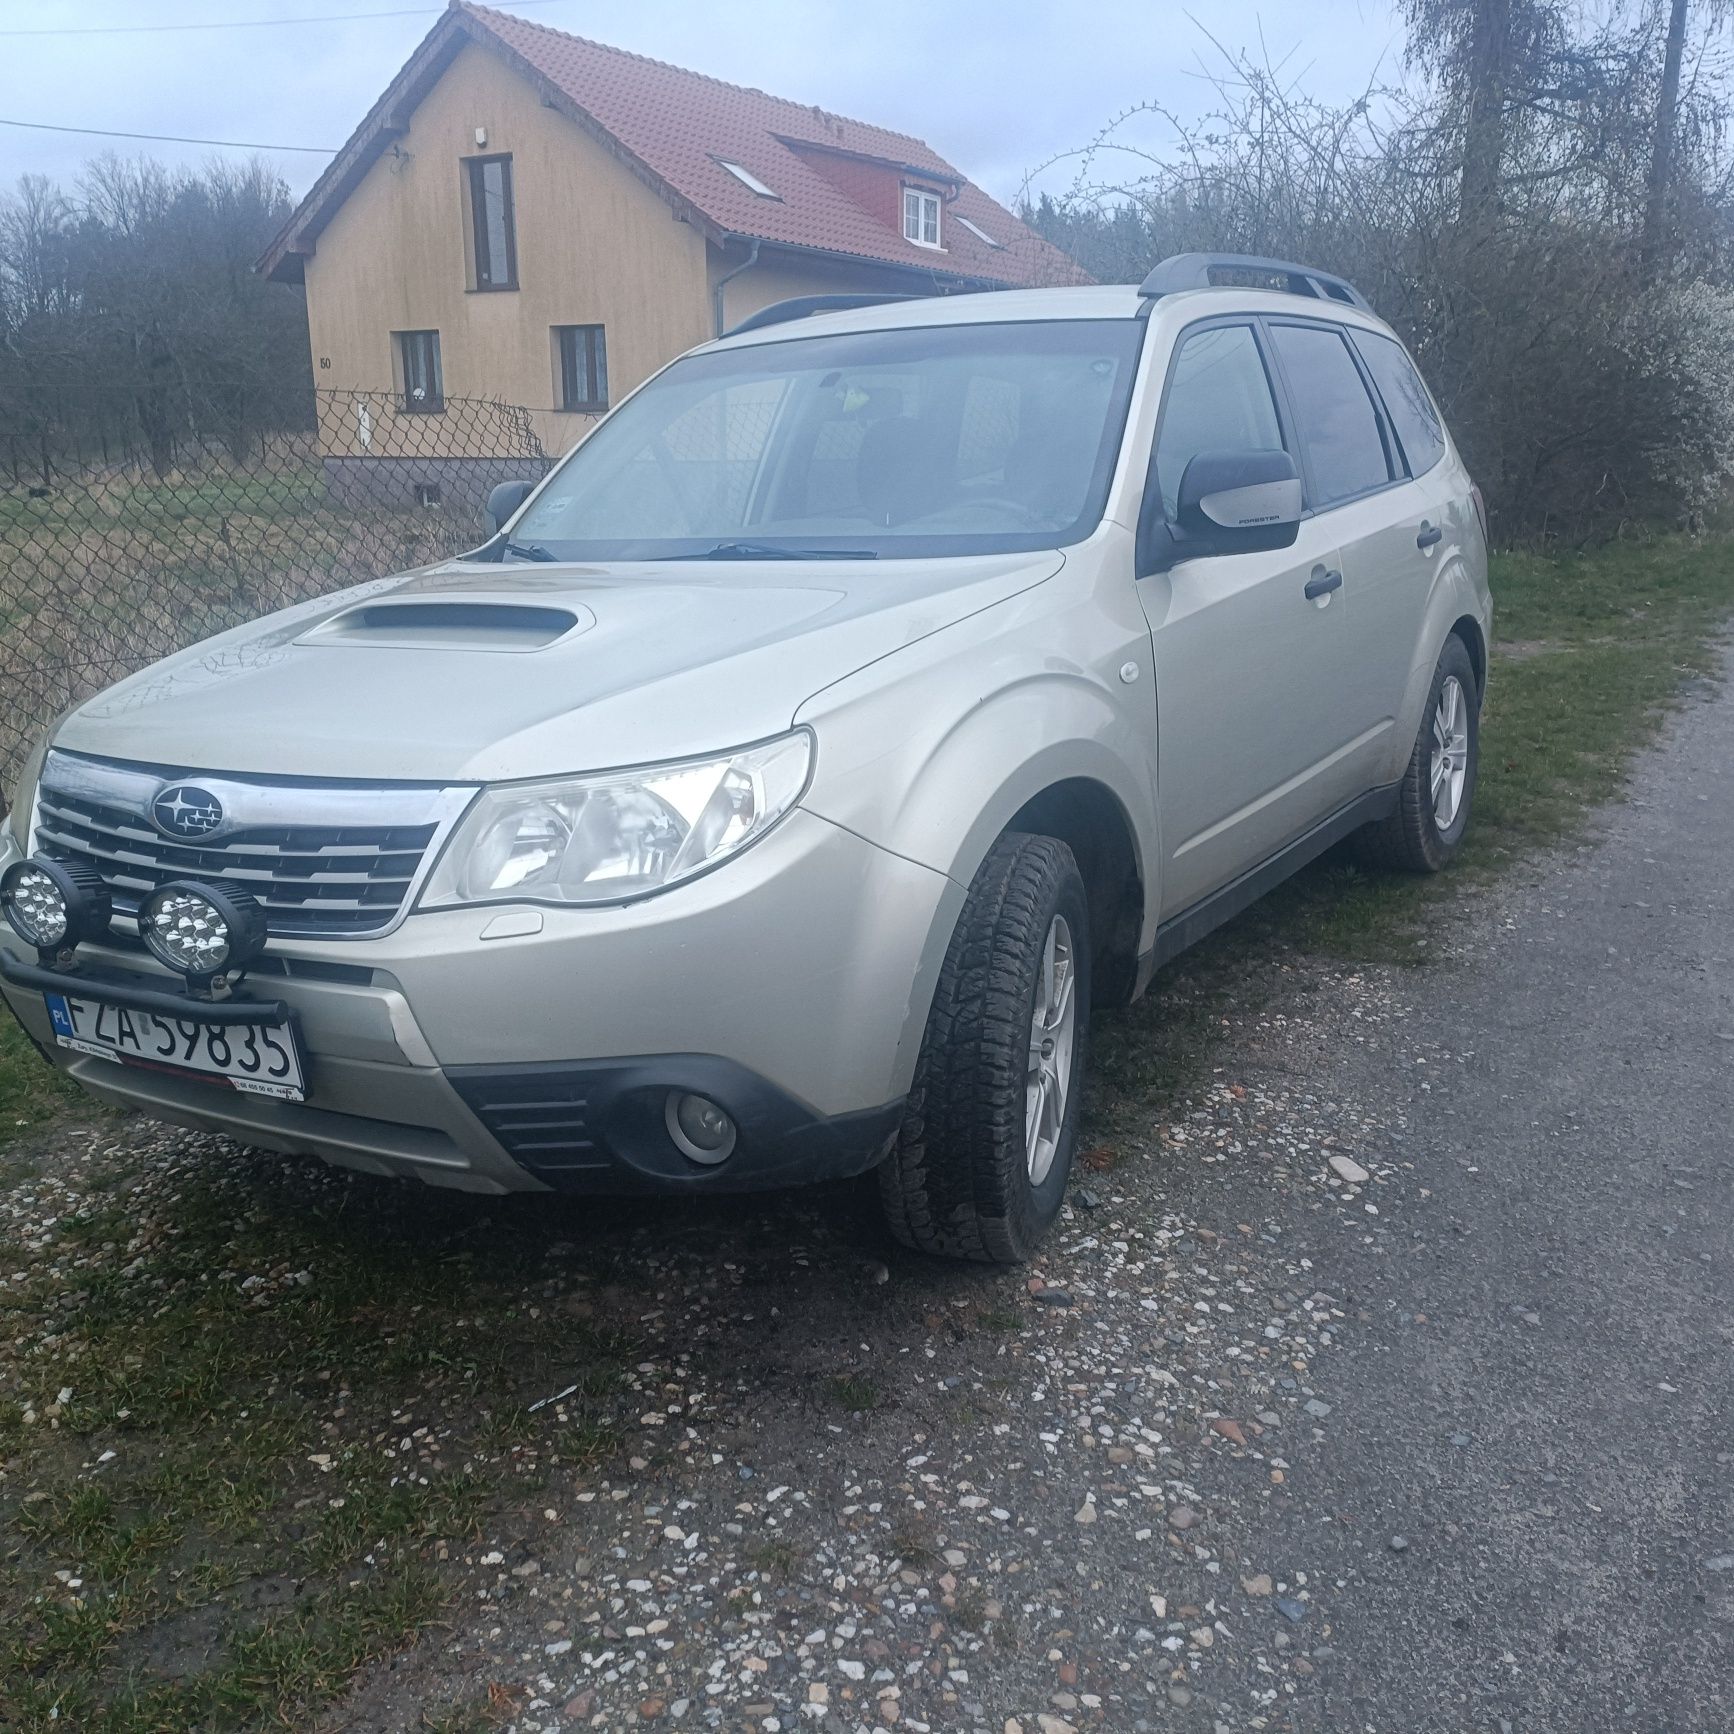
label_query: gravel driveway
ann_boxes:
[9,679,1730,1734]
[320,670,1734,1734]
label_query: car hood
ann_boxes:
[55,551,1063,782]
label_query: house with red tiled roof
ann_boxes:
[259,0,1083,478]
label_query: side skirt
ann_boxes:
[1137,782,1401,988]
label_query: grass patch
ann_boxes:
[0,1150,637,1732]
[823,1373,882,1412]
[747,1539,803,1576]
[1,1010,85,1145]
[1471,536,1733,836]
[420,1690,522,1733]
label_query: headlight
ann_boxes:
[421,730,813,909]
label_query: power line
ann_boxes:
[0,0,570,38]
[0,117,337,154]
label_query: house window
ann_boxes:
[465,154,517,291]
[394,330,443,413]
[902,186,942,249]
[554,324,608,412]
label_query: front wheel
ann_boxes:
[1359,634,1480,872]
[879,833,1090,1264]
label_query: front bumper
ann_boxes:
[0,808,961,1194]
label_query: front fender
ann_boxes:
[826,671,1152,884]
[802,671,1158,1099]
[799,574,1159,910]
[801,563,1156,868]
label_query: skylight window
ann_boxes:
[717,159,781,200]
[955,214,1003,249]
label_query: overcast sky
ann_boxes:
[1,0,1407,211]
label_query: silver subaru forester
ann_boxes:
[0,255,1490,1263]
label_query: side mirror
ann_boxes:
[1140,448,1303,573]
[1175,448,1302,549]
[484,478,536,536]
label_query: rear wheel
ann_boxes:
[879,833,1090,1263]
[1359,634,1479,872]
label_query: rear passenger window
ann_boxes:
[1154,324,1285,520]
[1269,323,1392,507]
[1355,330,1446,475]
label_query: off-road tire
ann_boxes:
[879,832,1090,1263]
[1358,633,1480,873]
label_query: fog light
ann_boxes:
[665,1091,736,1165]
[1,857,112,959]
[137,879,267,989]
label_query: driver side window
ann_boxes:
[1154,324,1285,520]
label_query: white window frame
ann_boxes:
[954,214,1003,250]
[716,158,781,200]
[902,185,943,250]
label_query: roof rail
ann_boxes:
[726,293,925,337]
[1138,253,1372,313]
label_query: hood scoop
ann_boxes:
[298,597,595,653]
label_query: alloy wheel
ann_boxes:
[1025,913,1077,1185]
[1431,674,1469,832]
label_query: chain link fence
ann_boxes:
[1,388,565,804]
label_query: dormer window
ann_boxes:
[902,186,942,249]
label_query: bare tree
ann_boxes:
[1643,0,1734,261]
[1401,0,1531,218]
[0,154,312,477]
[1024,8,1734,542]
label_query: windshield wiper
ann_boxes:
[502,539,558,563]
[670,541,879,561]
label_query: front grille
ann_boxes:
[33,752,472,939]
[37,788,434,934]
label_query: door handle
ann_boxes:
[1304,567,1343,601]
[1416,522,1443,550]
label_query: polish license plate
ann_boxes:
[42,993,307,1101]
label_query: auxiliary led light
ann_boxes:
[0,857,112,960]
[137,879,267,989]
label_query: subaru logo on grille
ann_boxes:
[152,784,225,839]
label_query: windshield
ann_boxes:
[508,318,1145,561]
